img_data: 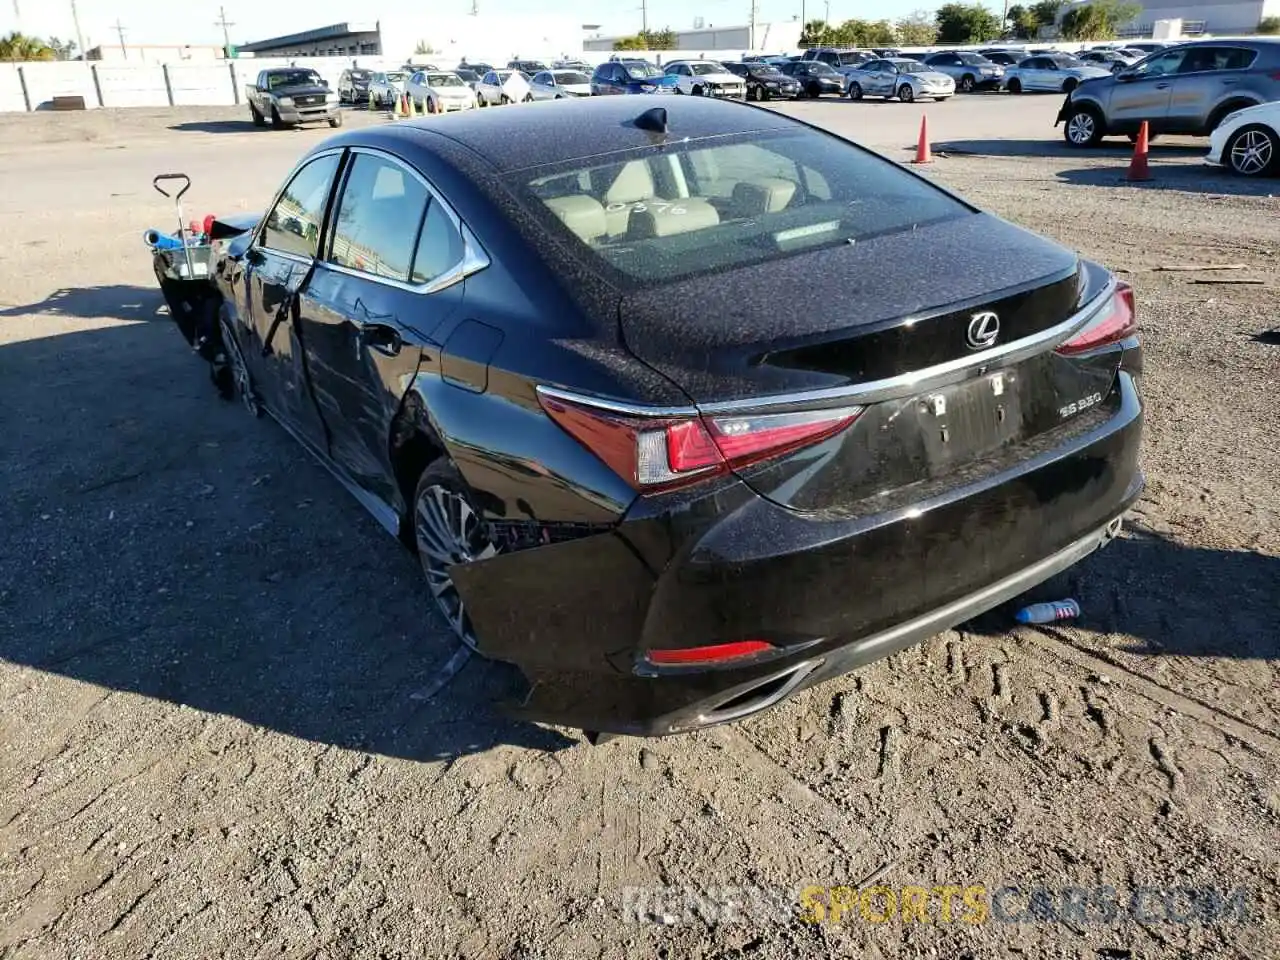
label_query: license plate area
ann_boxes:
[916,372,1023,470]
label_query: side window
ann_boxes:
[329,154,430,282]
[411,201,466,285]
[1222,47,1257,70]
[261,154,340,259]
[1134,49,1185,77]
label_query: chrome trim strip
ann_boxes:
[700,277,1118,415]
[536,278,1117,420]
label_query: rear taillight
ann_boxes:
[537,389,860,491]
[644,639,776,666]
[1055,282,1137,356]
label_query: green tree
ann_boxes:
[800,19,833,46]
[1005,4,1040,39]
[1029,0,1067,30]
[935,3,1002,43]
[611,28,676,50]
[0,32,55,61]
[413,40,438,55]
[895,10,938,45]
[1258,16,1280,34]
[1059,0,1140,39]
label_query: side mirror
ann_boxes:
[1116,70,1135,81]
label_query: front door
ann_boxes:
[241,151,342,451]
[1167,46,1254,133]
[1108,47,1187,129]
[298,150,468,512]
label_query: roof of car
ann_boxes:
[382,96,797,174]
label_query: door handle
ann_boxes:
[1155,82,1170,89]
[354,321,402,358]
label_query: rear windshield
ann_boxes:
[554,70,591,84]
[517,129,970,286]
[623,62,664,79]
[837,52,866,65]
[956,53,991,65]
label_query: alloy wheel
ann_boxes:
[849,82,862,100]
[218,314,262,417]
[1229,128,1275,177]
[414,483,498,651]
[1067,110,1097,146]
[898,85,914,103]
[959,75,974,92]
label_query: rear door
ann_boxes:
[1168,46,1257,132]
[298,149,468,509]
[1108,47,1186,128]
[240,151,343,451]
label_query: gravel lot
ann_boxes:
[0,98,1277,959]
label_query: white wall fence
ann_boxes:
[0,56,401,113]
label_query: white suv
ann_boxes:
[663,60,746,98]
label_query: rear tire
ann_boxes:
[412,460,498,654]
[218,307,262,419]
[1008,78,1023,94]
[1063,77,1079,93]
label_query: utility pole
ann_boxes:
[641,0,648,35]
[469,0,478,14]
[70,0,86,60]
[112,18,127,58]
[824,0,830,23]
[214,5,235,50]
[749,0,758,50]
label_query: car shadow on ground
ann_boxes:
[0,313,576,761]
[1054,165,1280,197]
[168,119,262,134]
[0,285,168,321]
[963,525,1279,661]
[935,138,1206,160]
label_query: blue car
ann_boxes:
[590,59,679,95]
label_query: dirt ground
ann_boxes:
[0,102,1276,960]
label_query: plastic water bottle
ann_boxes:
[1015,599,1081,624]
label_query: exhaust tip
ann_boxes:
[1103,516,1124,543]
[697,660,823,726]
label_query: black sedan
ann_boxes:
[777,60,846,97]
[205,97,1143,738]
[723,61,802,101]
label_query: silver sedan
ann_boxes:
[528,69,594,100]
[1003,55,1113,94]
[845,58,955,103]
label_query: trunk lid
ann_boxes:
[618,213,1120,517]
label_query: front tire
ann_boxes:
[218,308,262,418]
[1226,125,1279,177]
[413,460,498,653]
[958,74,975,93]
[692,85,705,96]
[270,106,285,129]
[898,84,915,103]
[807,81,821,98]
[250,105,265,127]
[1063,104,1104,147]
[1008,78,1023,94]
[1063,77,1079,94]
[328,111,343,128]
[848,81,863,100]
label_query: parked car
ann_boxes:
[590,59,678,95]
[722,61,802,101]
[337,68,373,104]
[476,69,531,106]
[979,50,1023,67]
[663,60,746,98]
[457,60,495,76]
[456,68,482,92]
[1077,49,1140,72]
[800,47,873,75]
[1004,54,1112,94]
[369,70,409,109]
[207,96,1143,738]
[529,69,594,100]
[554,59,592,72]
[1123,42,1168,55]
[1205,100,1280,177]
[1057,40,1280,147]
[845,58,955,103]
[406,70,478,113]
[922,51,1005,92]
[777,60,845,97]
[871,48,902,58]
[508,59,550,74]
[245,68,341,129]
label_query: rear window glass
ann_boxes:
[516,129,970,286]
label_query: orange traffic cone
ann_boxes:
[912,114,932,165]
[1127,121,1152,182]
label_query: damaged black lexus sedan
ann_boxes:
[208,97,1143,738]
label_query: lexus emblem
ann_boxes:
[966,311,1000,350]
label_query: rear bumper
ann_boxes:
[476,371,1144,736]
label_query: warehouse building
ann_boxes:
[1056,0,1280,35]
[238,22,382,58]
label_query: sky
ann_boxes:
[0,0,953,52]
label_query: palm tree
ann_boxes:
[0,32,56,62]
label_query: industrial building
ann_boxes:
[237,22,382,58]
[584,20,803,52]
[1056,0,1280,35]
